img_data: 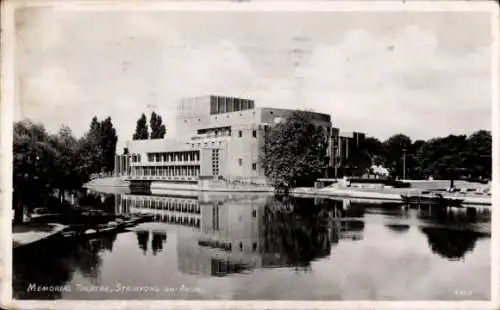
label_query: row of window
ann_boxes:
[209,96,255,115]
[123,198,200,214]
[130,154,142,163]
[152,214,201,228]
[131,166,200,177]
[147,151,200,163]
[212,149,220,176]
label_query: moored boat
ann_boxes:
[401,192,464,207]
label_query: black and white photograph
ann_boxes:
[1,0,498,309]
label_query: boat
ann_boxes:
[96,224,115,234]
[401,192,464,207]
[83,229,98,238]
[61,231,79,238]
[443,196,465,207]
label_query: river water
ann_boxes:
[13,187,491,300]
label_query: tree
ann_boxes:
[76,117,105,176]
[74,116,117,175]
[465,130,491,179]
[345,136,385,176]
[260,111,329,189]
[50,126,80,198]
[416,135,468,181]
[383,134,412,178]
[150,112,166,139]
[100,117,118,173]
[133,113,149,140]
[408,139,427,179]
[13,121,58,222]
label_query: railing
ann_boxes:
[130,160,200,166]
[127,175,198,182]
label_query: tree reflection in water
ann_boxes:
[136,230,150,255]
[262,196,335,269]
[420,227,485,261]
[13,235,118,299]
[151,231,168,256]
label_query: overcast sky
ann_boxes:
[15,7,493,150]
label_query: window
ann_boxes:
[252,130,257,138]
[238,130,242,137]
[252,209,256,217]
[238,158,243,166]
[252,163,257,170]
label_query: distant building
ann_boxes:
[115,95,332,184]
[328,130,366,178]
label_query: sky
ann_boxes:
[15,7,493,150]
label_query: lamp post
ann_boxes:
[402,148,407,180]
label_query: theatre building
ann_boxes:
[114,95,332,187]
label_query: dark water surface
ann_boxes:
[13,188,491,300]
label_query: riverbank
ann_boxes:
[84,177,491,206]
[291,186,492,207]
[84,176,129,188]
[13,223,68,249]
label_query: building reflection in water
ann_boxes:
[117,191,490,270]
[14,191,491,299]
[116,193,369,276]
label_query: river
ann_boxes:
[13,187,491,300]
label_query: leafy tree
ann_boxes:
[383,134,412,178]
[77,117,105,175]
[133,113,149,140]
[13,121,87,223]
[465,130,491,179]
[260,111,329,189]
[408,139,427,179]
[13,121,59,222]
[416,135,469,181]
[12,116,117,223]
[74,116,117,175]
[345,136,385,176]
[50,126,80,197]
[100,117,118,173]
[89,116,100,134]
[150,112,166,139]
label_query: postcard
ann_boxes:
[1,1,498,309]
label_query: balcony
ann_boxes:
[130,160,200,167]
[126,175,199,182]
